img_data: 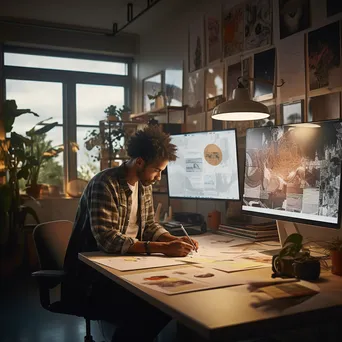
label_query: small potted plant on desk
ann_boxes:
[272,233,321,280]
[325,237,342,276]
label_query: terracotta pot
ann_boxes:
[331,250,342,276]
[26,184,42,198]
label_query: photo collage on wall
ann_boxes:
[243,121,342,220]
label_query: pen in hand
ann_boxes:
[180,224,198,253]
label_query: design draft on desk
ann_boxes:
[121,266,249,295]
[93,255,186,271]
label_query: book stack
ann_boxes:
[218,220,279,242]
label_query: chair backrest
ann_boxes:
[33,220,73,270]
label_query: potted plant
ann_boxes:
[148,91,165,109]
[84,105,129,169]
[105,105,131,122]
[325,237,342,276]
[272,233,320,280]
[23,118,79,198]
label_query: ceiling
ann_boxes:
[0,0,184,35]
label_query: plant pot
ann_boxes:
[331,250,342,276]
[26,184,42,198]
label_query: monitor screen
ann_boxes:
[167,129,240,200]
[242,120,342,228]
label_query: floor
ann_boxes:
[0,265,178,342]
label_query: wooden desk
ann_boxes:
[79,252,342,341]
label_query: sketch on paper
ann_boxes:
[187,70,204,115]
[206,12,222,63]
[279,0,310,40]
[308,21,341,91]
[189,18,205,72]
[223,3,244,57]
[245,0,272,51]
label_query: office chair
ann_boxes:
[32,220,101,342]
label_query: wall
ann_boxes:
[136,0,342,230]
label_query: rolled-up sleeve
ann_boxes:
[88,180,137,254]
[143,188,168,241]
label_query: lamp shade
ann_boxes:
[212,88,270,121]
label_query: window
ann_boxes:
[5,52,128,75]
[4,48,131,191]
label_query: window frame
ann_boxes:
[2,45,132,188]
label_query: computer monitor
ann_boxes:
[167,129,240,200]
[242,120,342,229]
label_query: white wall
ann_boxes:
[136,0,342,230]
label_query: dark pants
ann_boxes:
[87,275,171,342]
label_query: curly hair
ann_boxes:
[127,125,177,164]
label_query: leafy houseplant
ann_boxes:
[84,105,130,168]
[105,105,131,121]
[0,100,41,258]
[272,233,320,280]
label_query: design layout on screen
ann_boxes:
[167,130,239,200]
[242,120,342,227]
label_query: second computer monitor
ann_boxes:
[167,129,240,200]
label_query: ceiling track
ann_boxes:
[108,0,163,36]
[0,0,163,37]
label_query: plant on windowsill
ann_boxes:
[23,118,79,198]
[84,105,129,167]
[105,104,131,122]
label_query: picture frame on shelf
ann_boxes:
[142,71,163,112]
[280,100,304,124]
[165,68,184,106]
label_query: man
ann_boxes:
[64,125,199,342]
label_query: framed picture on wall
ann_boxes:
[142,72,163,112]
[189,17,205,72]
[280,100,304,124]
[308,92,341,122]
[205,10,222,63]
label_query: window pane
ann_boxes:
[6,79,63,136]
[76,84,125,125]
[5,52,128,75]
[77,127,100,181]
[37,126,64,188]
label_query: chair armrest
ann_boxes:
[32,270,66,310]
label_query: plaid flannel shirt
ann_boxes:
[64,163,168,276]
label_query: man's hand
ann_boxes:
[178,236,199,252]
[162,240,194,257]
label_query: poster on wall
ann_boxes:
[187,70,205,115]
[253,48,276,100]
[165,69,183,106]
[244,0,272,51]
[279,0,310,40]
[206,11,222,63]
[189,18,205,72]
[308,21,341,91]
[278,34,305,102]
[226,62,241,100]
[222,3,244,57]
[308,92,341,122]
[142,72,163,112]
[254,103,276,127]
[280,100,304,124]
[327,0,342,17]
